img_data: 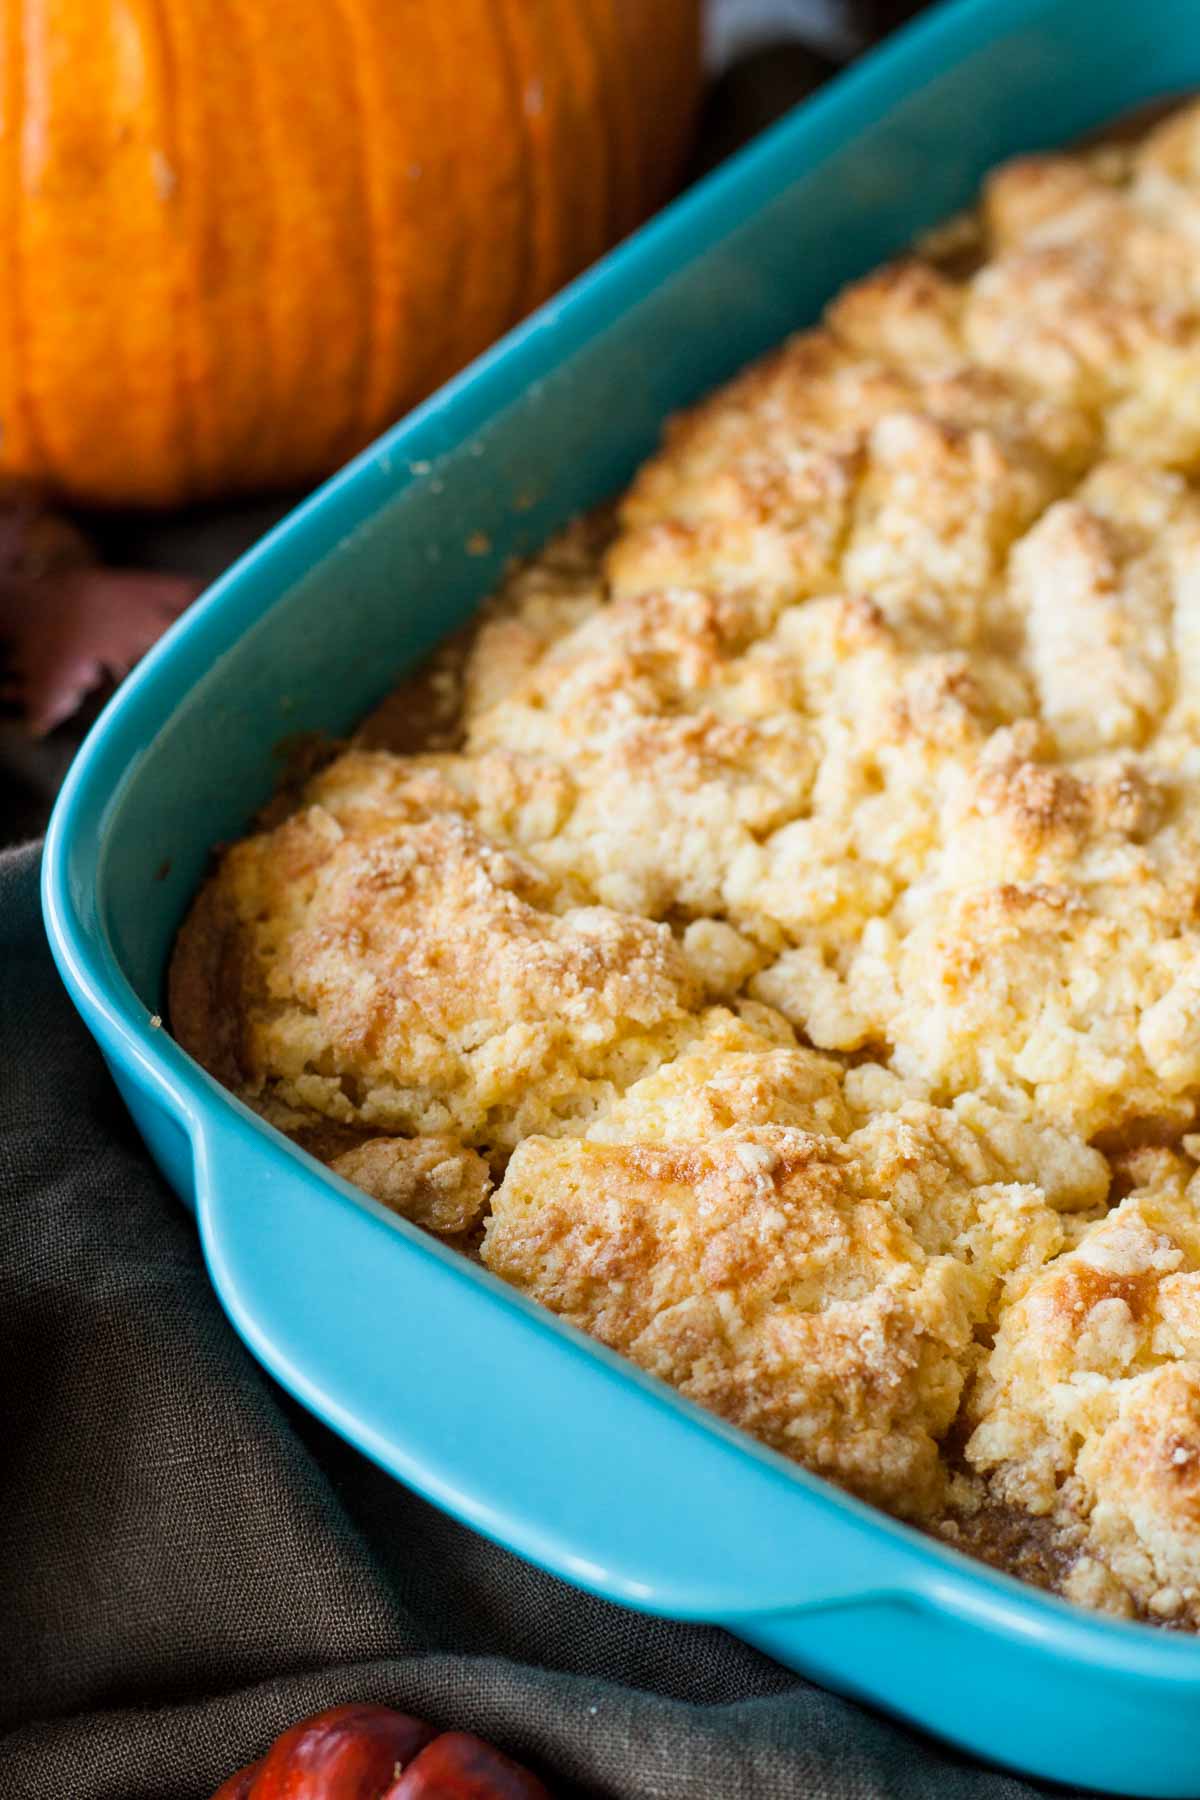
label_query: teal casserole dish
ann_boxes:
[41,0,1200,1790]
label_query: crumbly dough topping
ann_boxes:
[172,101,1200,1626]
[964,1148,1200,1622]
[486,1009,1096,1519]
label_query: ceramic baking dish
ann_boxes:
[42,0,1200,1789]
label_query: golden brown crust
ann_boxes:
[482,1012,1080,1518]
[172,786,707,1154]
[964,1156,1200,1622]
[169,872,252,1091]
[171,98,1200,1628]
[326,1136,491,1237]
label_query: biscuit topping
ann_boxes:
[172,101,1200,1627]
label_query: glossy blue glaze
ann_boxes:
[42,1,1200,1790]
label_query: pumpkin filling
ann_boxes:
[172,98,1200,1627]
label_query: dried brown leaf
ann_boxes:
[0,502,199,734]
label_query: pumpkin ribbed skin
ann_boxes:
[0,0,700,506]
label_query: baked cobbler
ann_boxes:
[172,100,1200,1627]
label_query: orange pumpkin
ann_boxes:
[0,0,700,507]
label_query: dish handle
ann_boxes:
[195,1100,925,1623]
